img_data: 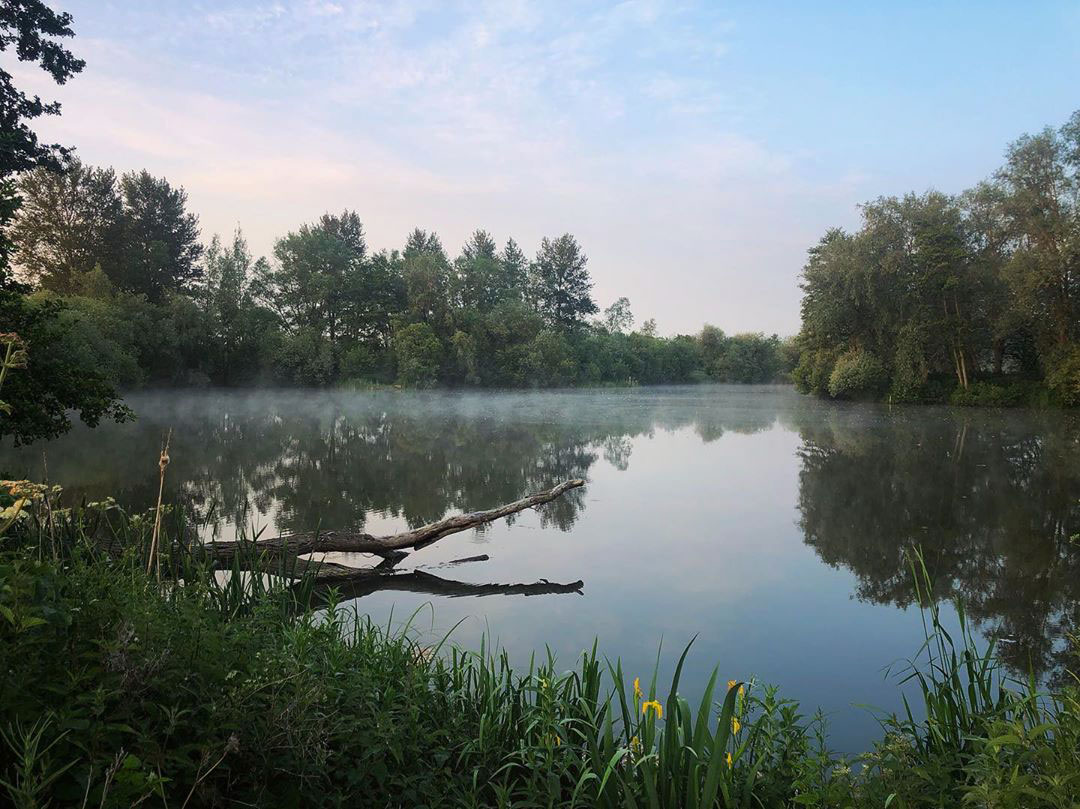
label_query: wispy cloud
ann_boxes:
[19,0,1065,334]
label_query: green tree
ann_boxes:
[11,158,124,292]
[255,211,369,378]
[393,322,443,386]
[453,229,496,309]
[402,228,453,333]
[602,297,633,333]
[201,229,267,382]
[0,0,84,287]
[0,292,132,444]
[0,1,129,444]
[529,233,597,328]
[498,237,528,302]
[997,115,1080,350]
[116,170,202,300]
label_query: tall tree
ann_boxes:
[202,228,266,382]
[0,2,129,444]
[12,158,124,291]
[602,297,633,333]
[0,0,84,285]
[529,233,597,328]
[402,227,453,332]
[997,116,1079,349]
[499,237,528,301]
[454,229,501,310]
[255,211,370,376]
[117,169,202,300]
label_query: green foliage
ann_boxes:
[393,322,443,387]
[0,294,131,445]
[1045,343,1080,407]
[0,1,84,181]
[3,184,796,394]
[794,111,1080,406]
[948,380,1032,407]
[827,349,887,399]
[114,170,203,300]
[792,347,839,396]
[1,502,1078,808]
[12,160,125,292]
[529,233,598,328]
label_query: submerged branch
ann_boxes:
[311,569,584,601]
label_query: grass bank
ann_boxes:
[1,490,1078,808]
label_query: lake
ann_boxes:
[4,385,1078,753]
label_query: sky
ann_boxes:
[10,0,1080,335]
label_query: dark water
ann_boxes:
[4,385,1078,752]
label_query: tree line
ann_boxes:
[9,158,792,398]
[792,110,1080,407]
[0,3,797,446]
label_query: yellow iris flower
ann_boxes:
[641,700,663,719]
[725,752,733,767]
[633,677,643,700]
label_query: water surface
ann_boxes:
[5,385,1078,752]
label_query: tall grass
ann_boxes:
[0,494,1077,807]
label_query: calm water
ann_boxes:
[4,385,1078,752]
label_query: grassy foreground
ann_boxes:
[0,492,1078,808]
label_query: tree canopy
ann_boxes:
[0,1,130,445]
[793,110,1080,406]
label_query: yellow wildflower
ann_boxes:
[633,677,643,700]
[726,679,745,698]
[725,752,733,767]
[732,718,741,734]
[630,735,642,753]
[641,700,662,719]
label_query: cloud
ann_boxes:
[7,0,840,335]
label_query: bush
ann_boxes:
[792,347,838,396]
[890,326,929,402]
[1045,343,1080,407]
[524,329,576,386]
[949,380,1030,407]
[827,349,886,399]
[392,322,443,387]
[339,342,386,384]
[272,327,335,386]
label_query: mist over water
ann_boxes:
[5,384,1078,752]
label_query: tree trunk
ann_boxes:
[202,478,585,565]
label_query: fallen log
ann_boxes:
[312,570,584,601]
[203,478,585,565]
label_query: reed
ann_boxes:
[0,498,1077,808]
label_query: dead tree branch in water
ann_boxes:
[198,479,585,592]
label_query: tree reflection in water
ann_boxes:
[787,405,1080,683]
[5,388,1077,681]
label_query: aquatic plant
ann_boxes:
[0,501,1077,807]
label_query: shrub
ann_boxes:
[890,326,929,402]
[949,380,1030,407]
[791,347,838,396]
[272,327,335,386]
[524,329,576,387]
[827,349,887,399]
[392,322,443,387]
[1045,343,1080,407]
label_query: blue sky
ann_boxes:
[14,0,1080,334]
